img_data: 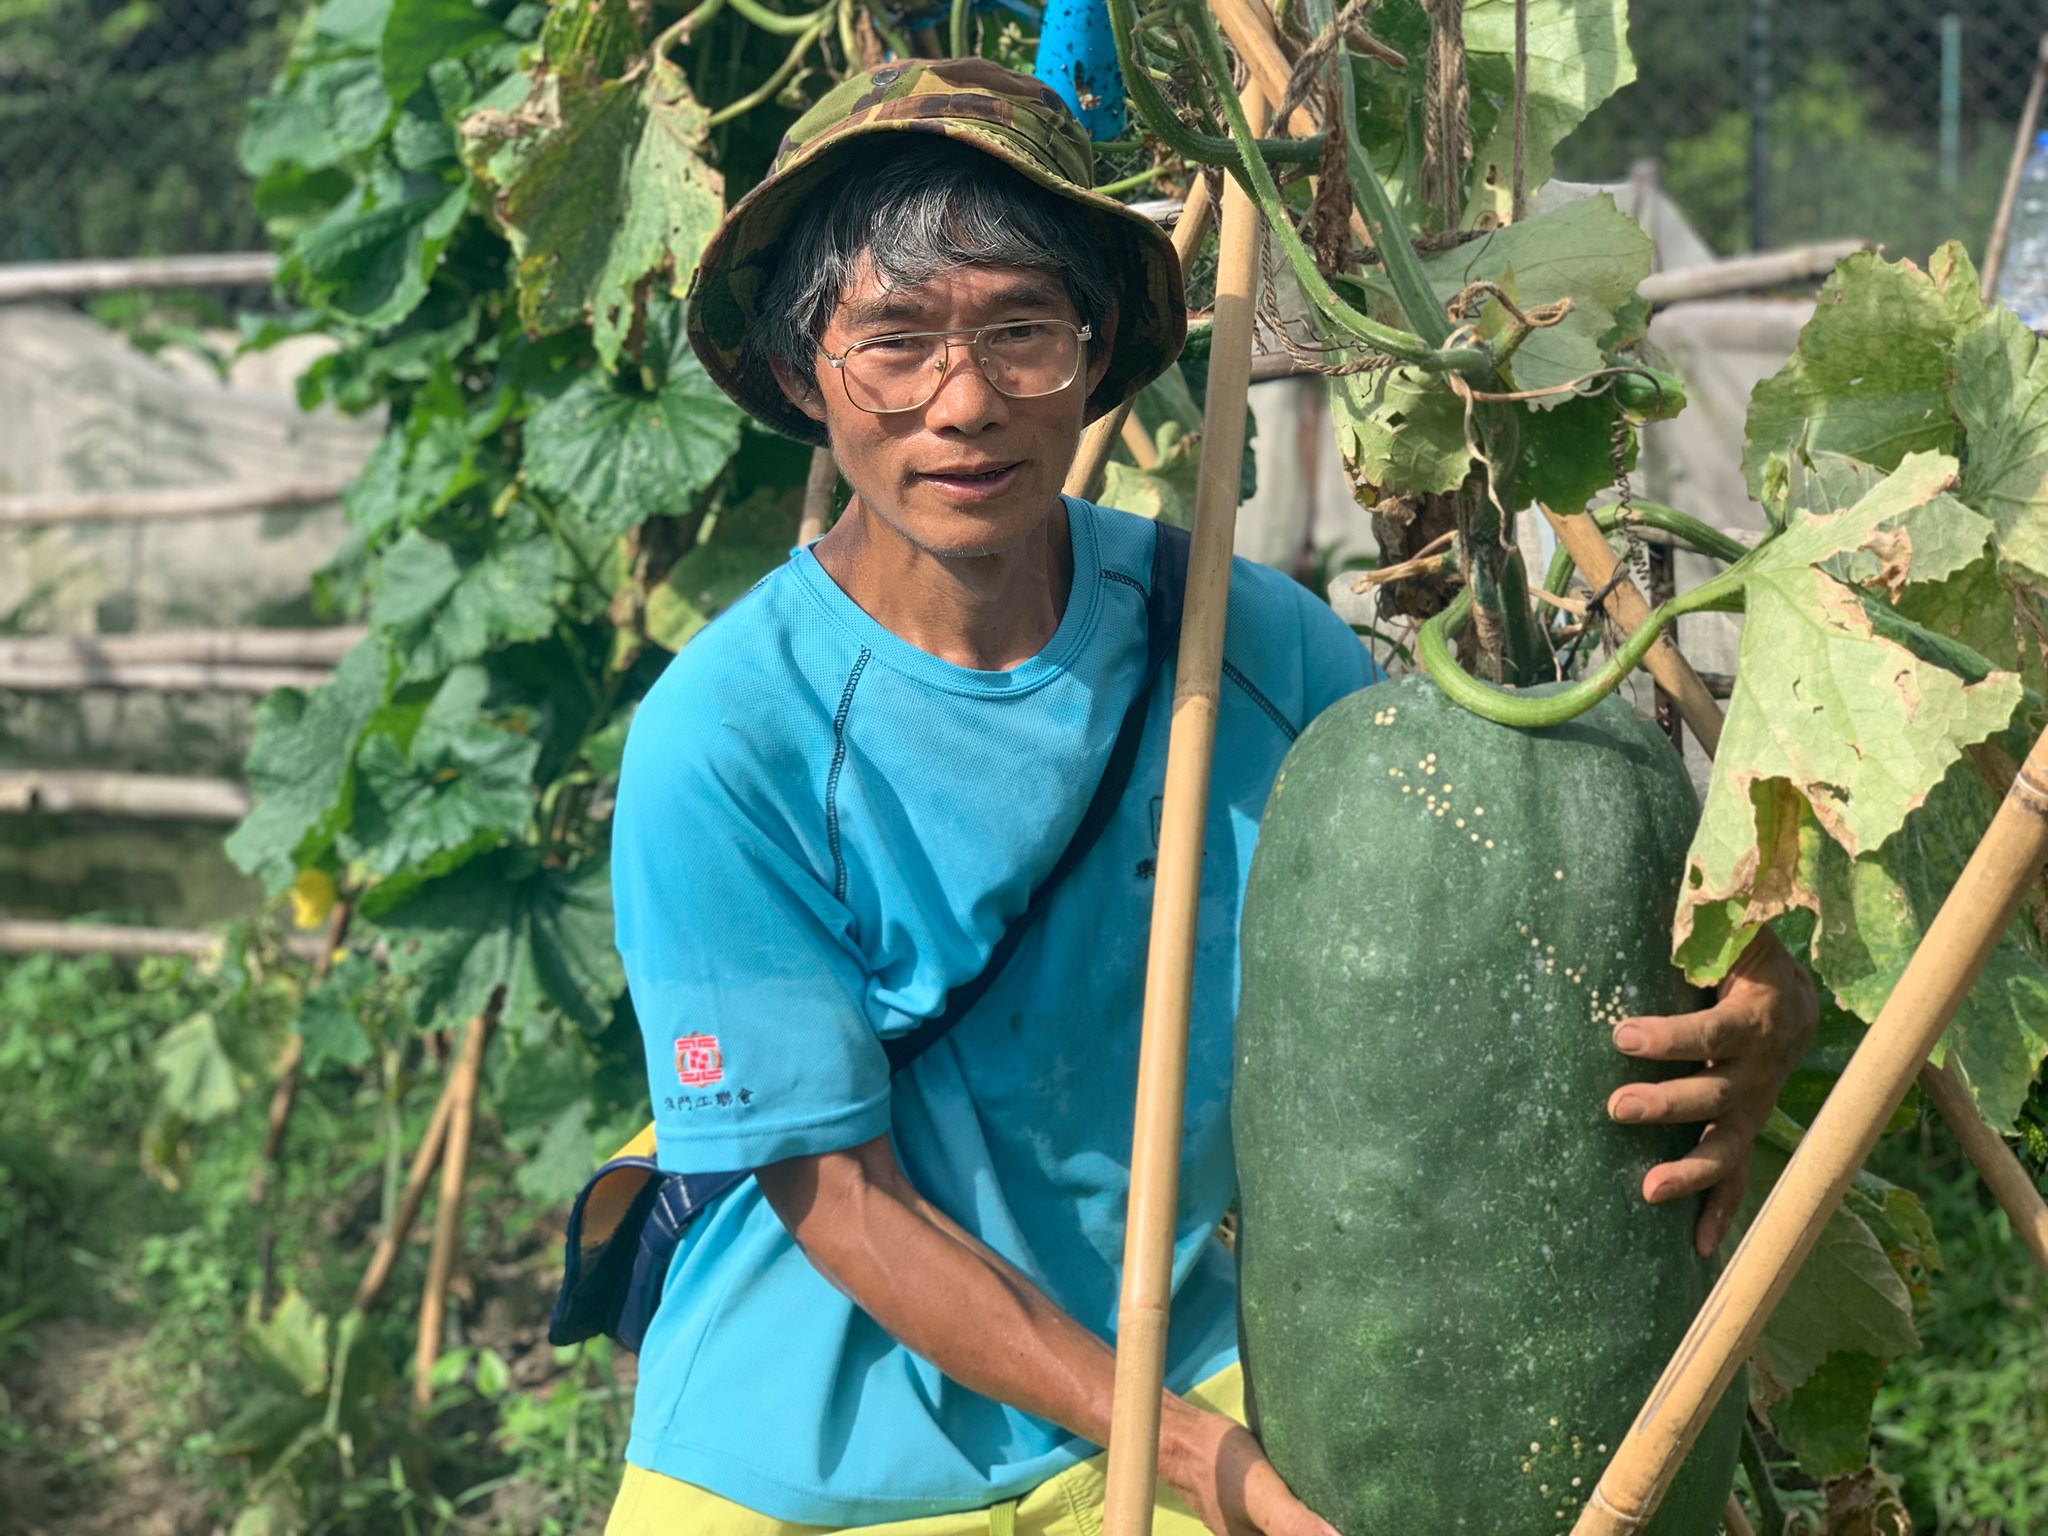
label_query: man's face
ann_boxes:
[774,258,1113,559]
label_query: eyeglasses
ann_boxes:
[820,320,1093,415]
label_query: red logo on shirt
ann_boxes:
[675,1033,724,1087]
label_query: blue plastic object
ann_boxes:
[1033,0,1127,139]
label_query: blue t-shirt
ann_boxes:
[611,497,1377,1524]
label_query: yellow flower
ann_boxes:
[289,867,338,930]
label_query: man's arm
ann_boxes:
[1609,926,1820,1255]
[756,1135,1336,1536]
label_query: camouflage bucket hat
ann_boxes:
[685,57,1187,446]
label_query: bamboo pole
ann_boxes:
[1569,724,2048,1536]
[250,898,351,1208]
[1066,175,1216,502]
[1209,0,1375,254]
[0,251,279,301]
[798,446,838,545]
[354,1064,463,1313]
[1917,1052,2048,1273]
[0,479,350,528]
[0,659,333,693]
[0,628,364,668]
[1982,36,2048,302]
[1102,85,1267,1536]
[1541,508,1724,756]
[413,993,499,1410]
[0,771,250,822]
[1722,1494,1756,1536]
[1547,503,2048,1276]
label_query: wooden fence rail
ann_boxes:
[0,252,280,302]
[0,627,364,670]
[0,479,352,528]
[0,771,250,821]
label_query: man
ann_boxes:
[607,57,1815,1536]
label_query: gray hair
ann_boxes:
[751,136,1121,389]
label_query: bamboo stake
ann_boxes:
[1637,241,1866,307]
[1917,1052,2048,1273]
[1982,36,2048,302]
[1102,84,1268,1536]
[0,480,350,527]
[1570,722,2048,1536]
[0,770,249,822]
[250,899,351,1207]
[1209,0,1375,254]
[353,1066,463,1314]
[412,992,499,1410]
[1065,175,1216,502]
[1548,503,2048,1277]
[1722,1494,1756,1536]
[798,446,837,545]
[1120,413,1163,470]
[1541,508,1724,755]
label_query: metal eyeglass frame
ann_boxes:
[819,320,1094,415]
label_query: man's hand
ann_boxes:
[1608,927,1818,1256]
[1160,1402,1339,1536]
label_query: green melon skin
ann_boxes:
[1233,675,1743,1536]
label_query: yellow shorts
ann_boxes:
[605,1364,1245,1536]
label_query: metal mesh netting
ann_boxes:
[0,0,292,263]
[1,1,2040,265]
[1556,0,2041,261]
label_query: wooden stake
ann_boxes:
[412,993,499,1410]
[1065,175,1216,502]
[353,1066,462,1314]
[1548,503,2048,1277]
[1102,85,1268,1536]
[798,446,837,545]
[0,771,249,822]
[1981,36,2048,302]
[1917,1052,2048,1273]
[1541,508,1723,755]
[1571,722,2048,1536]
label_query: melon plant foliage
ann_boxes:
[229,0,834,1195]
[1112,0,2046,1497]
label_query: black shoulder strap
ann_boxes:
[883,522,1191,1073]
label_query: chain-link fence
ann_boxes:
[1,0,2039,266]
[1558,0,2041,263]
[0,0,293,264]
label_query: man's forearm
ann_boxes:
[756,1134,1205,1458]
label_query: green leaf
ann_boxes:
[284,177,468,330]
[1768,1351,1890,1479]
[376,849,622,1036]
[524,327,744,536]
[297,959,379,1075]
[1099,421,1202,531]
[346,666,538,873]
[369,508,558,681]
[474,1345,511,1399]
[1330,364,1472,498]
[380,0,504,107]
[515,1098,604,1202]
[1948,299,2048,585]
[1421,194,1653,398]
[1809,754,2048,1130]
[1736,1142,1918,1482]
[462,47,724,369]
[151,1013,243,1123]
[643,488,795,650]
[1460,0,1635,226]
[228,636,393,894]
[1674,453,2025,979]
[1742,246,1982,500]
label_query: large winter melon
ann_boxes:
[1234,675,1742,1536]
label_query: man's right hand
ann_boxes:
[1160,1403,1340,1536]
